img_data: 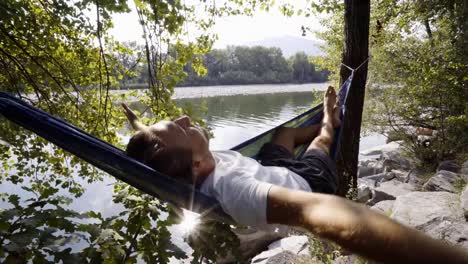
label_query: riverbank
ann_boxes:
[173,83,330,99]
[114,82,330,101]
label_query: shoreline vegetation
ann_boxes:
[119,45,329,89]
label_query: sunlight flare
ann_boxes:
[180,209,200,234]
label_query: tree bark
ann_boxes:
[336,0,370,197]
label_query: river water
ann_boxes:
[173,86,385,152]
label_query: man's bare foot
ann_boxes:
[324,86,337,116]
[333,104,341,128]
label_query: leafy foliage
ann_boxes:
[363,0,467,166]
[307,0,467,167]
[0,0,245,262]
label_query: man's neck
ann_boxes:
[193,151,216,186]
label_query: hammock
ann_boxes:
[0,71,356,223]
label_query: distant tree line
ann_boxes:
[120,45,329,88]
[182,46,329,86]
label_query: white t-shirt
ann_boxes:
[199,150,311,230]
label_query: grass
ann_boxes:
[453,179,466,194]
[296,235,371,264]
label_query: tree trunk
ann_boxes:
[336,0,370,197]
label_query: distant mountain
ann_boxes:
[245,36,325,58]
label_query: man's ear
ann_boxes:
[192,159,202,176]
[192,160,201,169]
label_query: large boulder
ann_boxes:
[367,180,415,205]
[371,200,395,215]
[251,235,310,264]
[391,192,464,228]
[437,160,461,173]
[422,170,466,193]
[461,185,468,220]
[418,217,468,249]
[359,142,411,178]
[376,180,415,198]
[360,141,404,157]
[358,160,384,178]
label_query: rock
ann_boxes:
[357,178,377,204]
[367,180,415,205]
[357,184,372,203]
[357,178,377,188]
[219,228,283,263]
[437,160,461,173]
[251,235,310,264]
[391,169,409,182]
[422,170,466,193]
[405,169,428,188]
[333,255,359,264]
[376,180,415,197]
[360,141,404,157]
[391,192,464,227]
[0,138,11,147]
[418,217,468,249]
[462,161,468,175]
[333,255,379,264]
[381,151,411,171]
[358,161,384,178]
[361,172,395,183]
[461,185,468,220]
[367,190,395,206]
[371,200,395,215]
[262,251,308,264]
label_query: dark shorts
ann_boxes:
[256,143,338,194]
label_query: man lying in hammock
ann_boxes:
[122,87,468,263]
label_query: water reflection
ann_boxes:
[176,92,315,150]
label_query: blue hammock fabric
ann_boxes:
[0,72,354,223]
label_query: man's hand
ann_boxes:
[122,103,147,131]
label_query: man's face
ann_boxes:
[148,116,210,155]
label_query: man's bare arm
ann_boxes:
[121,103,147,131]
[267,186,468,264]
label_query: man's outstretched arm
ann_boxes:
[122,103,147,131]
[267,186,468,264]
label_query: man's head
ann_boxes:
[125,116,214,184]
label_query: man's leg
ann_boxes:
[307,86,338,156]
[271,86,341,154]
[270,125,321,154]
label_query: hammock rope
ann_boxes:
[0,60,367,223]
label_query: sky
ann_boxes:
[109,1,324,49]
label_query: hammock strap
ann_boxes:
[341,57,370,73]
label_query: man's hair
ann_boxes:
[125,129,193,183]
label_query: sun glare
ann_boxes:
[180,209,200,234]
